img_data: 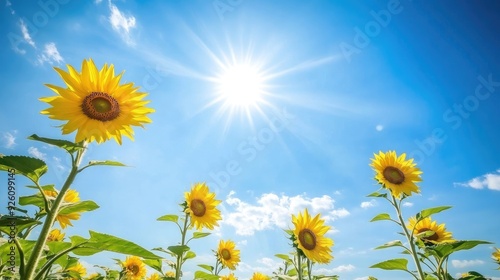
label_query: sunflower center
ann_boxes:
[298,228,317,250]
[383,166,405,184]
[221,248,231,260]
[418,228,439,241]
[127,264,139,275]
[191,199,206,217]
[81,92,120,121]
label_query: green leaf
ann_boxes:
[157,214,179,223]
[167,245,190,257]
[28,134,84,154]
[70,236,101,256]
[370,213,392,222]
[375,240,404,250]
[192,232,210,239]
[143,258,163,273]
[59,200,100,215]
[0,216,41,235]
[367,191,387,198]
[0,155,47,183]
[194,271,219,280]
[370,258,409,271]
[88,231,161,259]
[430,240,492,258]
[275,253,292,262]
[86,160,127,167]
[197,264,214,273]
[417,206,452,220]
[184,251,196,260]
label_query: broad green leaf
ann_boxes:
[184,250,196,260]
[28,134,84,154]
[197,264,214,273]
[0,155,47,183]
[88,231,161,259]
[19,194,45,208]
[275,253,292,262]
[417,206,452,219]
[143,258,163,273]
[375,240,404,250]
[59,200,100,215]
[430,240,492,258]
[0,216,41,235]
[86,160,126,167]
[194,270,219,280]
[157,214,179,223]
[47,241,72,255]
[367,191,387,198]
[168,245,190,257]
[70,236,101,256]
[192,232,210,239]
[370,213,392,222]
[370,258,409,271]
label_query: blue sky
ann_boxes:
[1,0,500,279]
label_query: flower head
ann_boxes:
[217,240,241,270]
[165,271,175,278]
[407,217,455,245]
[292,208,334,264]
[47,228,65,242]
[147,273,162,280]
[67,262,86,279]
[370,150,422,198]
[185,182,222,230]
[44,189,82,229]
[122,256,147,280]
[41,58,154,144]
[220,273,237,280]
[251,272,270,280]
[492,247,500,264]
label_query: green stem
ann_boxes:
[307,258,312,280]
[391,195,426,280]
[297,249,303,280]
[24,145,86,280]
[175,212,190,280]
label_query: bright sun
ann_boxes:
[217,63,265,108]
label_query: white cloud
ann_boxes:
[451,259,484,268]
[37,42,64,65]
[316,264,355,274]
[28,147,46,160]
[95,0,103,3]
[329,208,350,220]
[455,170,500,191]
[108,0,136,45]
[223,192,344,235]
[402,202,413,207]
[375,124,384,131]
[354,277,370,280]
[360,199,377,209]
[6,0,15,14]
[237,257,283,275]
[20,19,36,49]
[2,131,17,148]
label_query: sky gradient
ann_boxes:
[1,0,500,279]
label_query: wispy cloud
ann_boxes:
[2,131,17,148]
[28,147,46,160]
[455,170,500,191]
[375,124,384,131]
[37,42,64,65]
[222,192,344,235]
[6,0,15,14]
[403,202,413,207]
[360,199,377,209]
[20,19,36,48]
[316,264,356,274]
[451,259,484,268]
[108,0,136,45]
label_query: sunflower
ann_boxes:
[44,189,82,229]
[40,58,154,144]
[219,273,237,280]
[370,150,422,198]
[250,272,270,280]
[165,271,175,278]
[185,182,222,230]
[407,217,455,245]
[122,256,147,280]
[292,208,334,264]
[217,240,241,270]
[146,273,162,280]
[492,247,500,264]
[86,273,101,280]
[67,262,86,278]
[47,228,65,242]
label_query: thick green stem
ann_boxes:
[175,213,190,280]
[391,195,426,280]
[297,249,303,280]
[24,146,86,280]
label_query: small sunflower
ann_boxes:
[67,262,86,278]
[219,273,237,280]
[86,273,101,280]
[44,189,82,229]
[251,272,270,280]
[217,240,241,270]
[146,273,162,280]
[370,150,422,198]
[492,247,500,264]
[47,228,65,242]
[407,217,454,245]
[292,208,334,264]
[165,271,175,278]
[41,58,154,144]
[122,256,147,280]
[185,182,222,230]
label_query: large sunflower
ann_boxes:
[251,272,270,280]
[292,208,334,264]
[44,189,82,229]
[40,58,154,144]
[370,150,422,198]
[407,217,455,245]
[219,273,237,280]
[122,256,147,280]
[217,240,241,270]
[185,182,222,230]
[492,247,500,264]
